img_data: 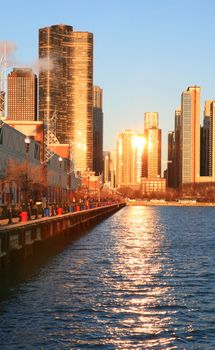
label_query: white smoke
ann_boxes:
[0,41,54,74]
[0,41,17,65]
[31,57,55,74]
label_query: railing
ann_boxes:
[0,201,124,226]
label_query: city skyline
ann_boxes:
[1,0,215,162]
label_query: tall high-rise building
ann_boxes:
[39,24,93,172]
[103,151,110,184]
[7,68,37,121]
[135,134,145,181]
[116,130,144,187]
[141,112,165,195]
[144,112,159,130]
[180,86,200,184]
[93,86,103,175]
[209,101,215,180]
[110,150,116,189]
[142,128,161,178]
[167,131,175,187]
[174,108,182,188]
[201,100,215,177]
[143,111,161,180]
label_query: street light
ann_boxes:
[87,175,90,194]
[59,156,63,207]
[25,136,30,166]
[24,136,31,215]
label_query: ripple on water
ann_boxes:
[1,206,215,349]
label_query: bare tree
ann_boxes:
[1,160,46,207]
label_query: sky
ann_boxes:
[1,0,215,166]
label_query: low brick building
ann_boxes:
[141,177,166,195]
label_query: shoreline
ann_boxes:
[126,201,215,207]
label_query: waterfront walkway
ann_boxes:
[0,202,122,228]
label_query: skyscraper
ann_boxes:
[103,151,110,184]
[142,128,161,178]
[144,112,159,130]
[110,150,116,189]
[174,108,182,188]
[167,131,175,187]
[135,134,145,181]
[116,130,144,187]
[142,112,161,179]
[201,100,215,177]
[208,101,215,180]
[7,68,37,121]
[93,86,103,175]
[180,86,200,184]
[39,24,93,172]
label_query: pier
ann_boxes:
[0,203,125,269]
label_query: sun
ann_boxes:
[133,136,145,152]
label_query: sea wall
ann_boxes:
[0,203,125,269]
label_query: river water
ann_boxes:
[0,206,215,349]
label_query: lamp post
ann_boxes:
[59,156,63,207]
[87,175,90,195]
[24,136,31,215]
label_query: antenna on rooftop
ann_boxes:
[0,41,9,121]
[43,108,60,163]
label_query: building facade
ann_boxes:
[201,100,215,177]
[39,24,93,172]
[7,68,37,121]
[167,131,175,188]
[0,123,41,205]
[142,128,161,179]
[174,108,182,188]
[181,86,200,184]
[141,177,166,195]
[93,86,103,175]
[103,151,110,184]
[0,123,72,205]
[144,112,159,130]
[116,130,144,188]
[110,150,116,189]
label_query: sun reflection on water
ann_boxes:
[99,206,176,349]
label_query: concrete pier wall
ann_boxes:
[0,203,125,269]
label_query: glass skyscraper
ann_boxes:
[181,86,200,184]
[142,112,161,179]
[93,86,103,175]
[144,112,159,130]
[39,24,93,171]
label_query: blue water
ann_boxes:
[1,206,215,349]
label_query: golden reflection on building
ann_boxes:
[181,86,200,184]
[39,24,93,171]
[93,86,103,175]
[143,128,161,178]
[116,130,145,187]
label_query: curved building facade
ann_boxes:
[39,24,93,171]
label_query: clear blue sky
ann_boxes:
[1,0,215,165]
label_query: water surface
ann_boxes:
[0,206,215,349]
